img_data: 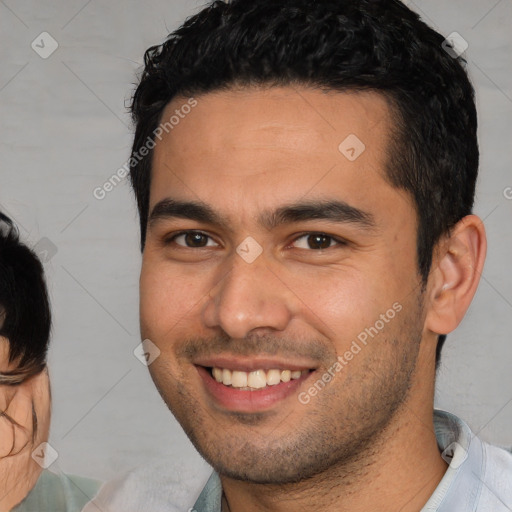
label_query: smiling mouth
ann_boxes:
[209,367,311,391]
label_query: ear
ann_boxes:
[424,215,487,336]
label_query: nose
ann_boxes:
[202,251,295,339]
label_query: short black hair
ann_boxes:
[129,0,478,365]
[0,212,51,384]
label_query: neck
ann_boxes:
[220,402,447,512]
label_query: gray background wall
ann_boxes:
[0,0,510,481]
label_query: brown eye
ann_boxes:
[307,234,332,249]
[167,231,217,248]
[184,232,208,247]
[292,233,346,250]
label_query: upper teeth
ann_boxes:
[212,368,307,389]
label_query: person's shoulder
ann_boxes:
[12,469,102,512]
[82,455,213,512]
[480,440,512,501]
[465,429,512,510]
[431,410,512,511]
[483,440,512,469]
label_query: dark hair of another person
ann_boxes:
[128,0,479,366]
[0,212,51,385]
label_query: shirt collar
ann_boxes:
[421,409,484,511]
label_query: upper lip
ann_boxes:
[193,355,318,373]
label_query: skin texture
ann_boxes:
[0,336,51,512]
[139,86,486,512]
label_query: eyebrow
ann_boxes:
[148,198,376,232]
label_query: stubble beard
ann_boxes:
[150,302,424,486]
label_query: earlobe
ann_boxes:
[425,215,487,335]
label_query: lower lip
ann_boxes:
[196,366,312,412]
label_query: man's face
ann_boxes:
[140,86,429,483]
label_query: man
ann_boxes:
[96,0,512,510]
[0,211,101,511]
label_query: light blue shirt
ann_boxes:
[192,410,512,512]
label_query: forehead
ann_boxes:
[149,86,410,227]
[154,86,391,165]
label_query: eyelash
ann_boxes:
[163,230,348,250]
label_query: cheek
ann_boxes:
[290,264,406,352]
[294,273,365,329]
[140,260,176,340]
[139,258,209,342]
